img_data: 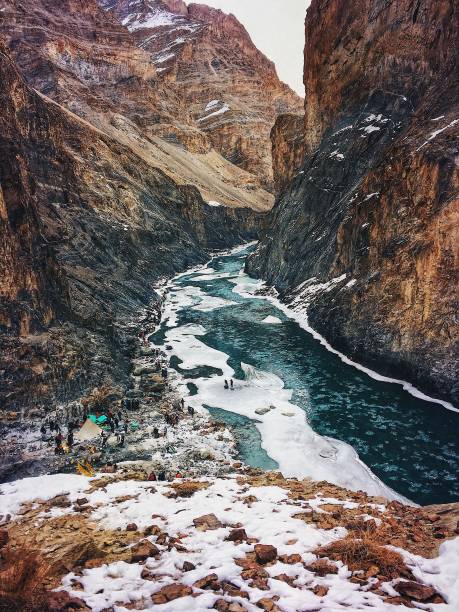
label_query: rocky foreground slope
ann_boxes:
[247,0,459,404]
[0,466,458,611]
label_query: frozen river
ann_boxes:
[152,245,459,505]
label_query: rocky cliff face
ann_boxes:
[248,0,459,404]
[100,0,304,189]
[0,41,263,410]
[271,114,305,193]
[1,0,274,211]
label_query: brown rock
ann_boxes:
[193,573,220,590]
[394,581,436,601]
[51,495,72,509]
[183,561,196,572]
[241,567,269,581]
[279,553,302,565]
[130,540,160,563]
[75,498,89,506]
[141,568,158,581]
[0,529,9,549]
[365,565,380,578]
[256,598,281,611]
[313,585,329,597]
[221,581,249,599]
[143,525,162,537]
[304,559,338,576]
[213,600,248,612]
[273,573,296,586]
[254,544,277,565]
[46,591,90,611]
[193,514,222,531]
[384,596,415,608]
[126,523,138,532]
[151,583,192,604]
[225,528,248,542]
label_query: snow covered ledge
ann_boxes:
[1,468,458,611]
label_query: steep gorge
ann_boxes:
[248,0,459,404]
[0,38,262,410]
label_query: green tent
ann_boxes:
[88,414,108,425]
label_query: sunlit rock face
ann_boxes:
[247,0,459,404]
[100,0,304,190]
[271,114,305,193]
[0,0,275,211]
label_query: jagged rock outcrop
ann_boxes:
[271,114,305,192]
[247,0,459,404]
[0,42,264,409]
[100,0,303,189]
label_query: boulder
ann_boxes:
[126,523,138,532]
[151,583,192,604]
[225,528,248,542]
[394,581,436,601]
[130,540,160,563]
[193,514,222,531]
[193,573,220,590]
[254,544,277,565]
[182,560,196,572]
[256,598,281,611]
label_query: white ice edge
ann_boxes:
[254,282,458,414]
[228,259,457,413]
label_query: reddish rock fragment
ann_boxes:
[225,528,248,542]
[151,583,192,604]
[126,523,138,532]
[46,591,90,611]
[193,573,220,590]
[213,600,248,612]
[254,544,277,565]
[394,581,436,601]
[256,598,281,611]
[279,553,302,565]
[193,514,222,531]
[313,585,329,597]
[183,560,196,572]
[130,540,160,563]
[304,559,338,576]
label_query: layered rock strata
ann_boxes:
[0,0,274,210]
[100,0,304,189]
[0,43,264,410]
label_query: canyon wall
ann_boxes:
[101,0,303,190]
[247,0,459,404]
[0,41,264,410]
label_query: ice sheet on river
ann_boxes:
[163,324,232,373]
[183,367,410,503]
[158,258,412,503]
